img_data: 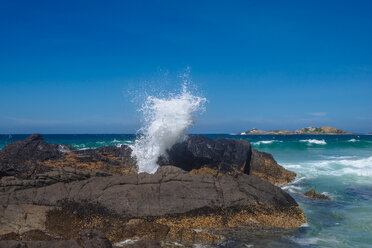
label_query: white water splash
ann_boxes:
[131,84,206,174]
[299,139,327,145]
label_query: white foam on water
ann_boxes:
[282,184,303,194]
[131,84,206,174]
[348,138,359,142]
[291,236,341,246]
[251,140,283,145]
[299,139,327,145]
[281,156,372,179]
[301,222,310,227]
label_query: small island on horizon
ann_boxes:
[239,126,356,135]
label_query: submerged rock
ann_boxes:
[304,189,330,200]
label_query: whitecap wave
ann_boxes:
[347,138,359,142]
[299,139,327,145]
[251,140,282,145]
[281,156,372,178]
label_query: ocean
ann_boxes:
[1,134,372,248]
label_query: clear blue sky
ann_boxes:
[1,0,371,134]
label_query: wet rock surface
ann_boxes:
[0,134,305,246]
[0,229,112,248]
[250,148,296,185]
[304,189,330,200]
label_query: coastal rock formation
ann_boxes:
[0,134,136,179]
[0,134,306,246]
[304,189,330,200]
[159,135,295,185]
[0,134,73,178]
[0,165,305,244]
[159,135,252,174]
[243,128,292,135]
[242,126,352,135]
[294,126,347,134]
[0,229,112,248]
[250,149,296,185]
[0,134,295,186]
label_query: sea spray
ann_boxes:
[131,84,206,173]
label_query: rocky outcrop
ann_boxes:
[159,135,294,185]
[0,134,73,178]
[241,126,353,135]
[0,134,306,246]
[0,134,295,186]
[0,165,306,244]
[41,145,137,175]
[294,126,348,134]
[0,135,136,179]
[159,135,252,174]
[0,229,112,248]
[250,149,296,185]
[243,128,292,135]
[304,189,330,200]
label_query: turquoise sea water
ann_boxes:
[1,134,372,248]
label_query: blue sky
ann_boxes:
[0,0,371,133]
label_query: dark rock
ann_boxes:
[0,229,112,248]
[0,166,305,235]
[304,189,330,200]
[0,134,74,178]
[159,135,295,185]
[0,239,82,248]
[0,134,305,245]
[78,229,112,248]
[0,134,136,179]
[0,134,295,186]
[0,232,20,241]
[159,135,252,174]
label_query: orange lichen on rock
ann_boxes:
[190,167,220,176]
[40,150,137,175]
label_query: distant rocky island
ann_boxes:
[240,126,353,135]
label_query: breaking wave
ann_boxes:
[282,156,372,178]
[251,140,283,145]
[131,84,206,174]
[299,139,327,145]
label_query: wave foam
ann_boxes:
[282,156,372,178]
[252,140,282,145]
[347,138,359,142]
[299,139,327,145]
[131,84,206,174]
